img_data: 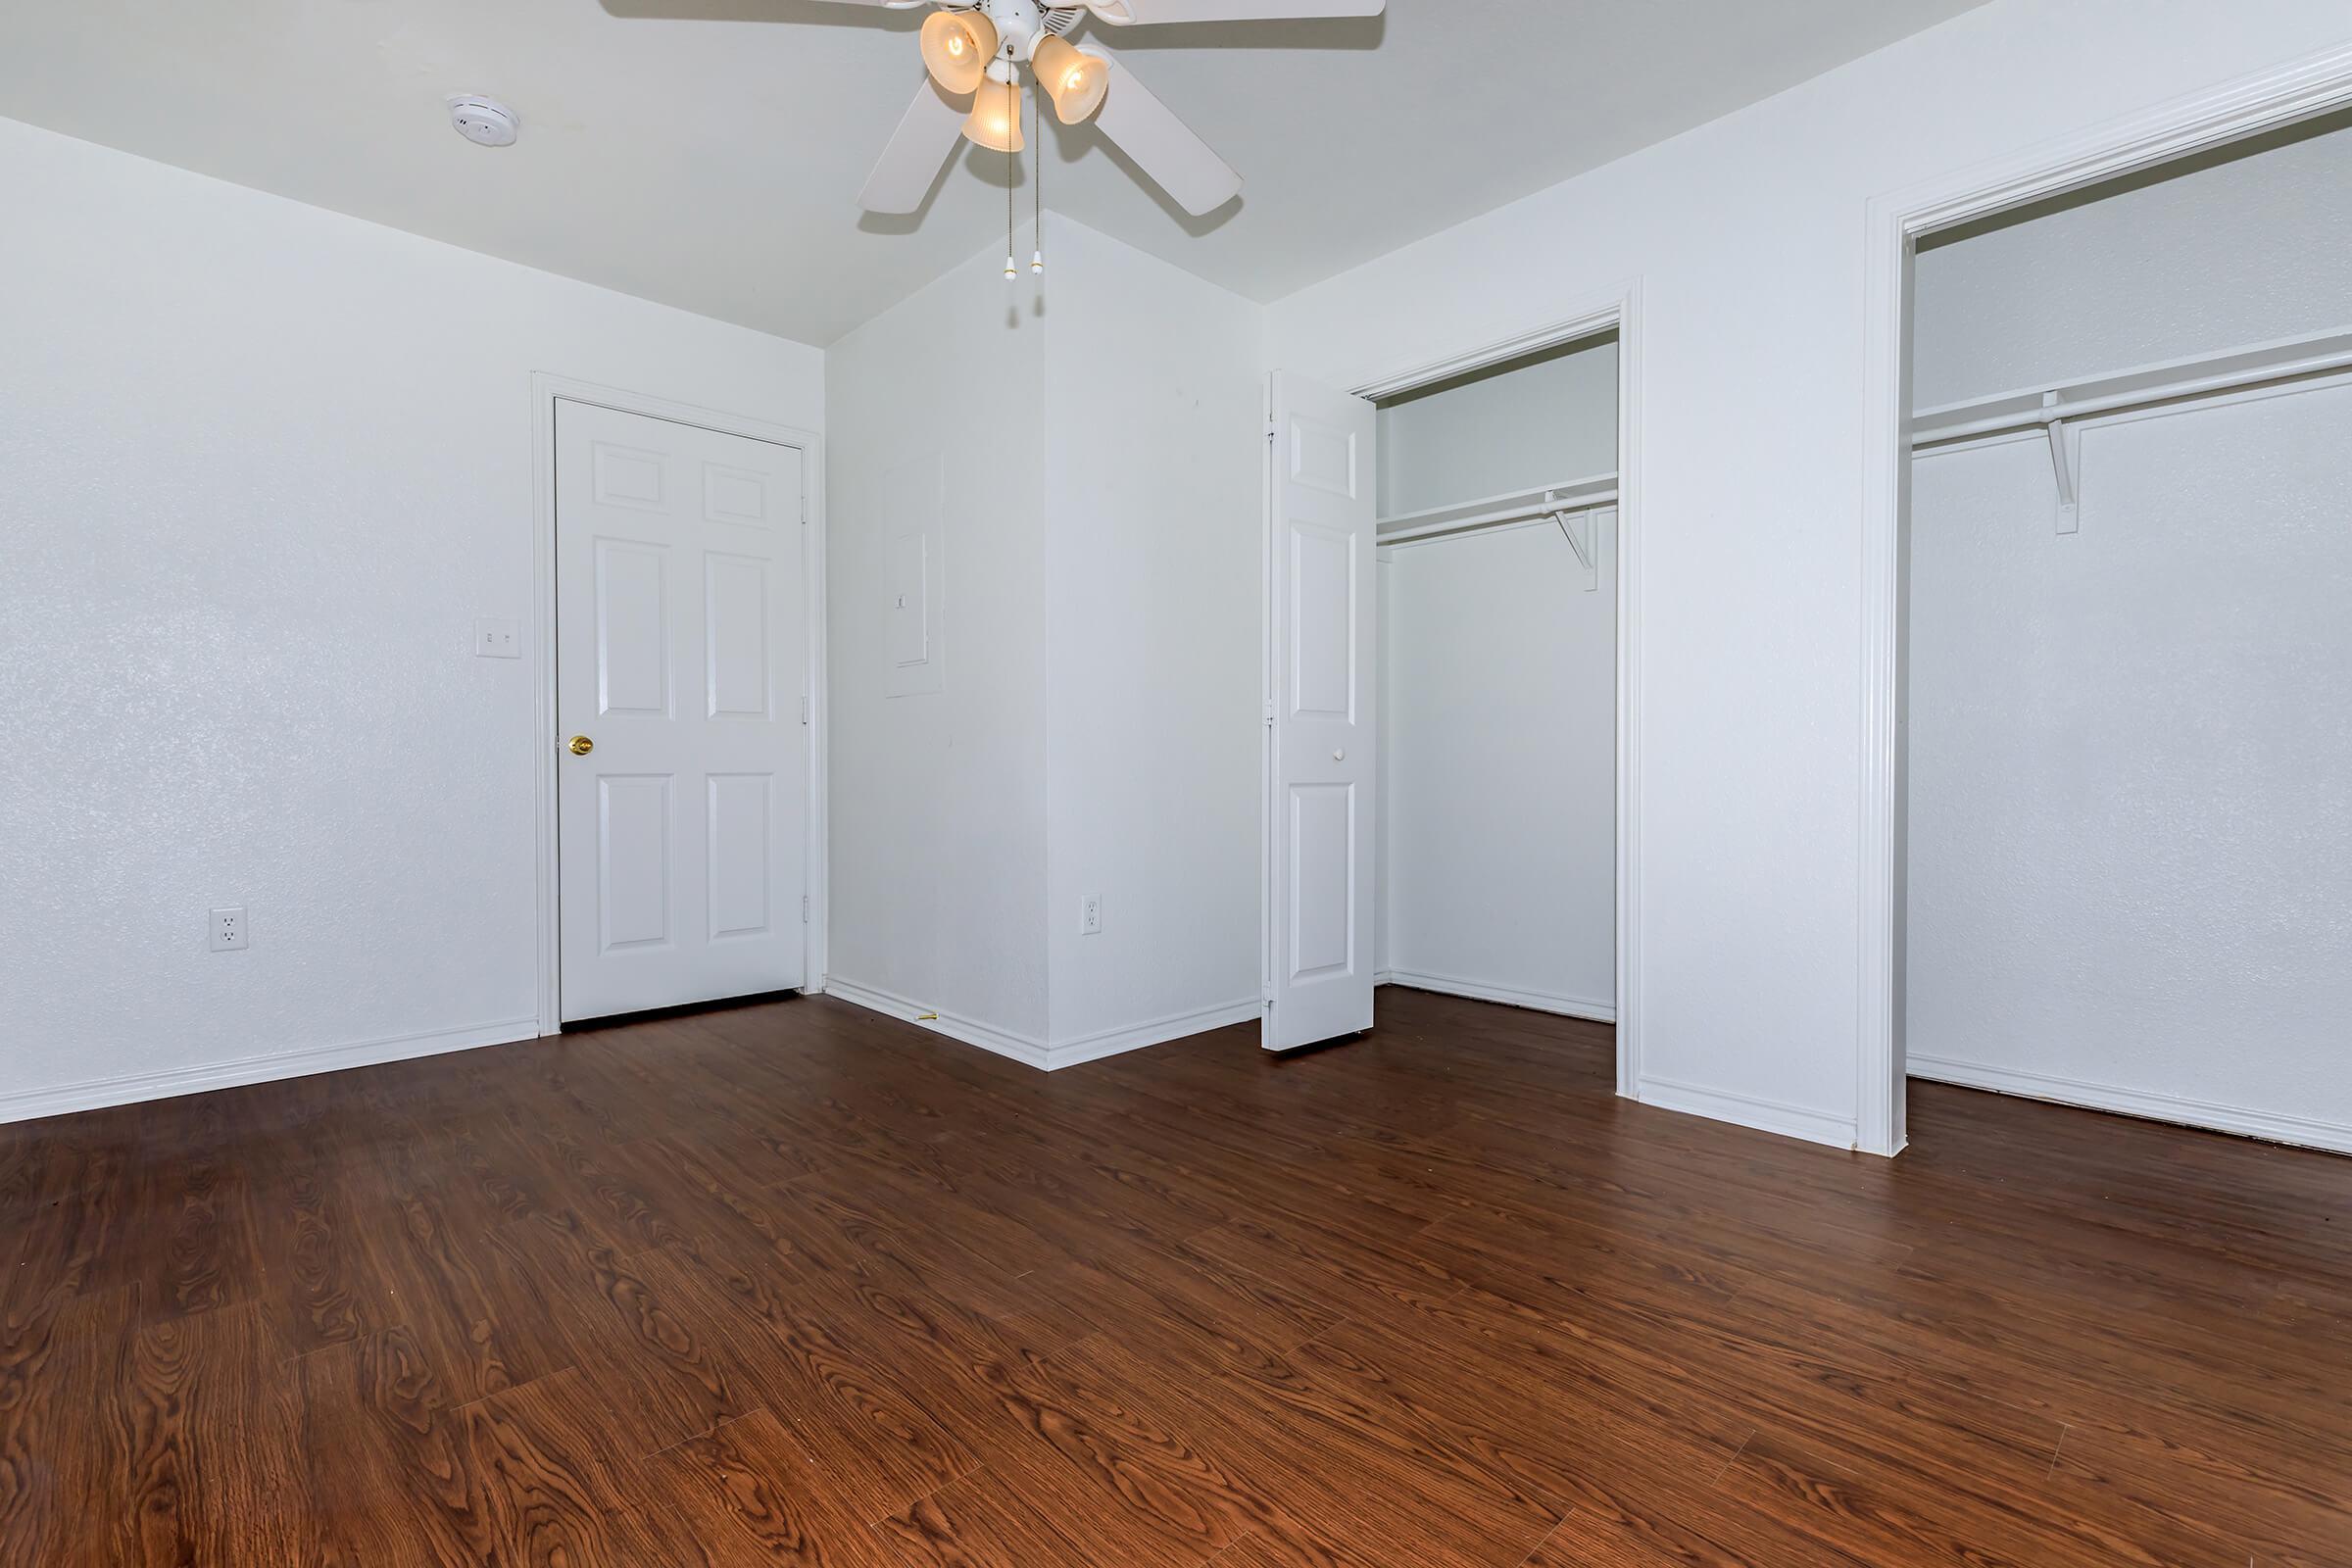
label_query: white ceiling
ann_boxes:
[0,0,1986,344]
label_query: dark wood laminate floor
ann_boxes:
[3,988,2348,1566]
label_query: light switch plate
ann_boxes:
[474,616,521,659]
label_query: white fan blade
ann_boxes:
[1087,0,1381,23]
[1093,58,1242,216]
[859,78,968,214]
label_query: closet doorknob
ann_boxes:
[568,735,595,757]
[1333,749,1346,761]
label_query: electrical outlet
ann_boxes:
[474,616,521,659]
[209,906,248,953]
[1079,894,1102,937]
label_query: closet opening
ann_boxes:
[1373,333,1621,1032]
[1259,308,1635,1092]
[1895,107,2352,1156]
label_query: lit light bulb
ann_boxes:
[921,11,997,96]
[960,77,1025,152]
[1030,36,1108,124]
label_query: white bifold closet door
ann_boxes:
[555,398,808,1023]
[1265,371,1378,1051]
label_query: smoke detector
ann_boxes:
[447,97,518,148]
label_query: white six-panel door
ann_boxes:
[556,399,808,1022]
[1265,371,1378,1051]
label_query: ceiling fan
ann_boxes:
[814,0,1386,218]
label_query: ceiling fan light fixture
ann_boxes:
[920,9,999,96]
[1030,35,1108,124]
[962,76,1026,152]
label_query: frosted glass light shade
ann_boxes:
[962,77,1025,152]
[921,10,998,96]
[1030,35,1108,124]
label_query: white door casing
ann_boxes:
[556,399,808,1022]
[1264,371,1378,1051]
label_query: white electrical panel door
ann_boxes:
[1265,371,1378,1052]
[889,532,931,670]
[556,399,808,1022]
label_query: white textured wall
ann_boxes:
[1042,220,1263,1051]
[1382,516,1617,1017]
[1906,117,2352,1150]
[1913,115,2352,408]
[0,116,824,1118]
[826,216,1264,1059]
[1375,560,1394,979]
[1264,0,2352,1149]
[824,229,1053,1044]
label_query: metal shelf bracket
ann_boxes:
[2042,392,2080,534]
[1551,501,1599,591]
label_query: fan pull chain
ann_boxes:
[1004,123,1017,280]
[1031,86,1045,275]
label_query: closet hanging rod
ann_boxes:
[1376,472,1618,545]
[1379,491,1618,546]
[1910,326,2352,448]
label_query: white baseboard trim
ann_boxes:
[0,1016,543,1127]
[1046,998,1262,1070]
[822,978,1257,1073]
[1908,1054,2352,1156]
[1380,970,1616,1024]
[820,977,1051,1070]
[1637,1073,1858,1152]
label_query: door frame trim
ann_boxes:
[1855,42,2352,1158]
[529,373,828,1036]
[1264,278,1644,1098]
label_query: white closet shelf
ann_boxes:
[1376,472,1618,545]
[1913,325,2352,444]
[1910,325,2352,527]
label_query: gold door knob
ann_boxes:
[567,735,595,757]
